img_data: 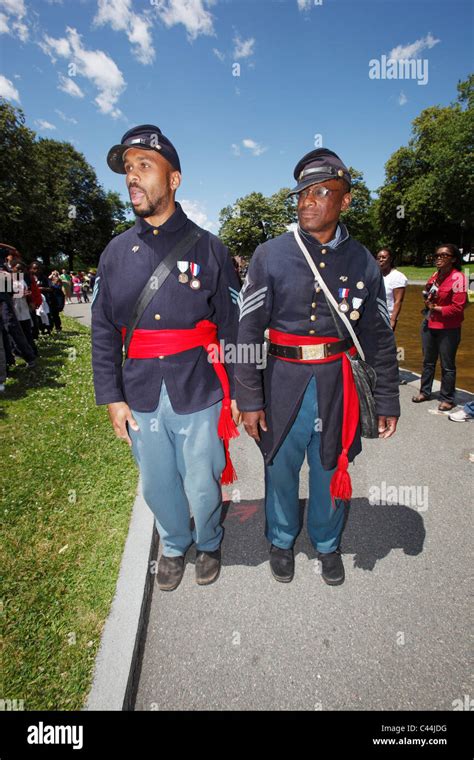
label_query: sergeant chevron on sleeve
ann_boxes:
[235,148,400,587]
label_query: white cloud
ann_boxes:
[40,34,72,61]
[297,0,312,10]
[41,27,126,118]
[242,138,267,156]
[0,13,9,34]
[0,73,20,101]
[389,32,440,61]
[233,34,255,59]
[153,0,215,40]
[58,72,85,98]
[0,0,26,10]
[213,47,225,62]
[180,200,214,231]
[35,119,56,130]
[0,0,29,41]
[94,0,155,65]
[398,91,407,106]
[232,139,267,157]
[55,108,78,124]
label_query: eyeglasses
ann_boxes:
[298,186,337,201]
[434,254,453,259]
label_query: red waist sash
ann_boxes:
[269,329,360,503]
[121,319,239,485]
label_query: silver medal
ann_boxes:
[177,261,189,283]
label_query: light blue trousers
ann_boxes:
[265,376,347,554]
[128,381,226,557]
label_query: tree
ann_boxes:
[340,168,378,252]
[30,139,127,270]
[0,99,128,270]
[219,189,296,261]
[113,202,135,237]
[376,76,474,264]
[0,99,37,255]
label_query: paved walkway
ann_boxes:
[66,303,473,711]
[133,389,473,711]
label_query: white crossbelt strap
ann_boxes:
[293,227,366,361]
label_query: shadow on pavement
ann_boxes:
[207,496,426,572]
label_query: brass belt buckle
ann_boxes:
[301,343,326,360]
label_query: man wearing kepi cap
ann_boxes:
[91,124,241,591]
[235,148,400,586]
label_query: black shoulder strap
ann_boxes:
[123,221,203,360]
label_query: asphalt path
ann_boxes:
[133,383,473,711]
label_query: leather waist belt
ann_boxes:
[268,337,352,361]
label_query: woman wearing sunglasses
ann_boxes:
[412,243,467,411]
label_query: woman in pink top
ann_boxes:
[412,244,467,411]
[71,273,82,304]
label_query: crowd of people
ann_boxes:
[0,240,470,424]
[0,243,96,392]
[58,269,96,304]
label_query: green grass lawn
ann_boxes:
[397,266,434,281]
[1,317,138,709]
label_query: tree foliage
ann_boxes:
[376,75,473,264]
[218,189,296,260]
[0,99,127,270]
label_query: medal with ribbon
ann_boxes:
[189,262,201,290]
[350,295,363,320]
[177,261,189,283]
[338,287,350,313]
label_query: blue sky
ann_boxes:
[0,0,472,231]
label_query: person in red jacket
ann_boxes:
[412,243,467,411]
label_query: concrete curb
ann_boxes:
[85,478,157,711]
[64,305,158,711]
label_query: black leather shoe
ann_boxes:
[195,548,221,585]
[318,549,345,586]
[269,545,294,583]
[156,554,185,591]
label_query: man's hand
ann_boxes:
[231,399,241,426]
[107,402,139,446]
[242,410,267,441]
[378,415,398,439]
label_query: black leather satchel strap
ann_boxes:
[269,338,352,361]
[123,221,203,360]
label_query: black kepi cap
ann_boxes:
[107,124,181,174]
[288,148,351,196]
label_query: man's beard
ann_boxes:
[131,185,172,218]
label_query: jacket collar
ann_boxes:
[298,221,350,249]
[134,201,188,237]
